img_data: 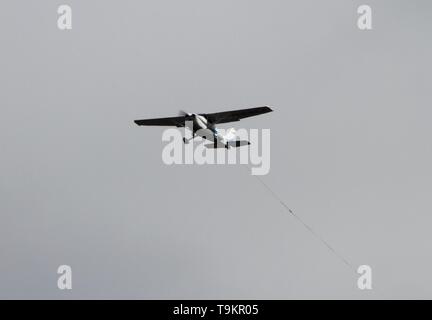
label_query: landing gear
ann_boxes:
[183,134,195,144]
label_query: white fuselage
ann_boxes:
[186,114,228,146]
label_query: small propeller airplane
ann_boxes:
[134,106,273,149]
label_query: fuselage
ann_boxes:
[187,114,216,137]
[185,113,226,146]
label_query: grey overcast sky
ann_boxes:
[0,0,432,299]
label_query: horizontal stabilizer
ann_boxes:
[204,140,250,149]
[229,140,251,147]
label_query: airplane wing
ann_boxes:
[134,116,185,127]
[201,106,272,124]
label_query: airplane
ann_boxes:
[134,106,273,149]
